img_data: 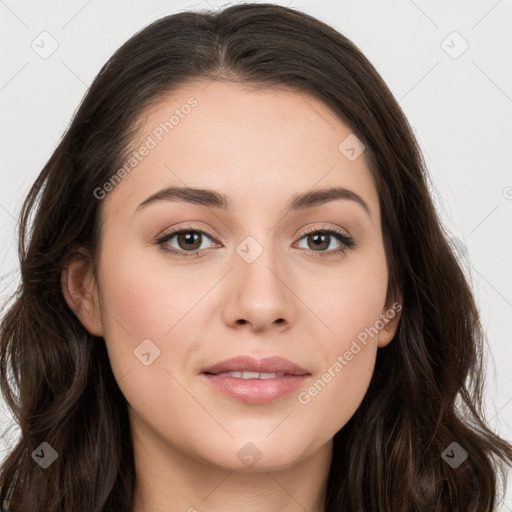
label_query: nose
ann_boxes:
[221,240,295,333]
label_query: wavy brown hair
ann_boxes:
[1,3,511,511]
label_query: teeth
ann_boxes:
[215,371,287,379]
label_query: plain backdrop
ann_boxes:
[0,0,511,508]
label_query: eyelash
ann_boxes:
[155,223,356,259]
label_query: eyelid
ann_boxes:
[297,223,351,239]
[156,222,220,242]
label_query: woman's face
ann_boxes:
[68,80,401,472]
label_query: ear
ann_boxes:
[61,249,104,337]
[377,288,402,348]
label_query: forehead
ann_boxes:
[102,80,379,221]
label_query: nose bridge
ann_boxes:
[238,235,281,287]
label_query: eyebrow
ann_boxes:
[134,185,372,217]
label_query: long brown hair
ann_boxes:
[1,3,511,510]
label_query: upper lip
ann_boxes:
[202,356,310,376]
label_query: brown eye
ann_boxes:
[294,227,356,259]
[156,228,218,257]
[176,231,202,251]
[296,230,352,252]
[306,232,330,251]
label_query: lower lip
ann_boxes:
[202,373,310,404]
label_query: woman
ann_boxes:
[1,3,510,511]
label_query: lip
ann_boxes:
[201,355,310,376]
[201,356,311,405]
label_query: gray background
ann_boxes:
[0,0,511,507]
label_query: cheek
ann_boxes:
[309,245,389,354]
[95,243,204,428]
[294,248,387,426]
[95,238,225,397]
[98,239,202,337]
[94,241,178,377]
[295,287,384,436]
[295,346,376,441]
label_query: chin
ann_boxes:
[196,436,310,472]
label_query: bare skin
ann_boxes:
[62,80,401,512]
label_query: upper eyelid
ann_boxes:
[158,223,218,240]
[298,224,350,237]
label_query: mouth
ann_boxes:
[201,355,311,404]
